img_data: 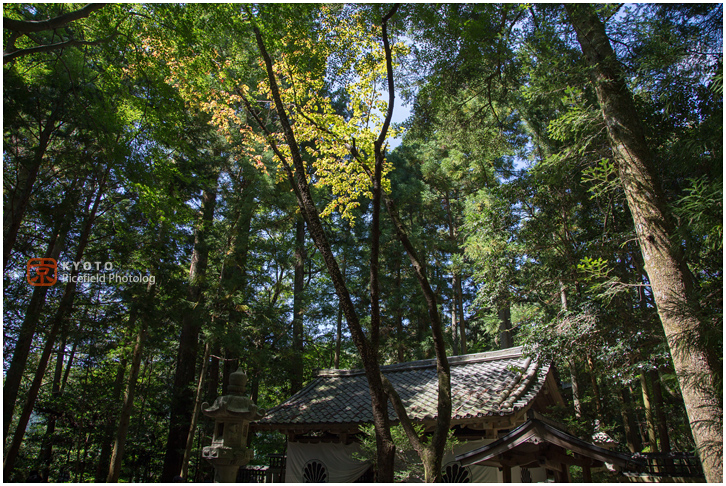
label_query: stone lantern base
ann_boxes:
[202,445,254,482]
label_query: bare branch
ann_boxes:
[376,3,400,149]
[381,375,425,455]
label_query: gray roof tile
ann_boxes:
[257,346,549,427]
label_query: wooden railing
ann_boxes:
[631,452,704,478]
[237,454,286,483]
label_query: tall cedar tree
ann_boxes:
[565,5,722,481]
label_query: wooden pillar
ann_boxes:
[582,463,592,482]
[502,465,512,483]
[557,463,570,483]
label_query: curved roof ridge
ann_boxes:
[316,346,525,377]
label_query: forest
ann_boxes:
[2,3,722,483]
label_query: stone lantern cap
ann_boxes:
[202,367,265,422]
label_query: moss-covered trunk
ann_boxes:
[566,5,723,481]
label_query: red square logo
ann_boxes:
[27,258,57,286]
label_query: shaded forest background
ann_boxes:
[3,3,722,483]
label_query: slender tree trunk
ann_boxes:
[498,302,513,349]
[334,306,343,368]
[380,164,452,483]
[334,256,346,369]
[451,293,460,356]
[162,181,217,482]
[107,279,156,483]
[218,176,255,396]
[291,217,306,392]
[394,259,404,363]
[640,372,659,453]
[248,18,399,480]
[181,343,211,479]
[4,183,104,476]
[620,386,643,453]
[569,359,583,418]
[443,191,466,355]
[42,308,87,479]
[206,344,220,401]
[456,274,466,354]
[587,353,603,418]
[375,97,452,476]
[651,369,671,453]
[95,358,127,482]
[3,198,74,442]
[559,280,582,418]
[3,100,64,272]
[566,5,722,480]
[38,328,66,480]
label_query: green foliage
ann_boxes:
[3,3,721,481]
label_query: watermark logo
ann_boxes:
[27,258,58,286]
[25,259,155,286]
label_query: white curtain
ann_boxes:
[285,441,370,483]
[285,437,547,483]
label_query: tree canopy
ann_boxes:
[3,3,722,483]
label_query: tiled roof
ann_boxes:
[256,346,550,427]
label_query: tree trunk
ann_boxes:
[334,303,343,369]
[206,344,220,401]
[559,280,581,418]
[334,256,346,369]
[38,329,66,480]
[95,358,127,482]
[3,196,74,442]
[587,353,603,418]
[393,257,405,363]
[456,274,467,355]
[566,5,722,480]
[3,183,104,476]
[498,301,513,349]
[218,175,256,396]
[569,358,583,419]
[181,342,211,479]
[380,158,452,484]
[3,99,64,272]
[162,180,217,482]
[640,372,659,453]
[248,19,398,480]
[443,190,467,356]
[291,217,306,393]
[651,369,671,453]
[451,293,459,356]
[106,279,156,483]
[43,310,85,479]
[620,385,642,453]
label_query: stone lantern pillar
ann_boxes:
[201,367,264,482]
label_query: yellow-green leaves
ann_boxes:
[254,7,407,222]
[140,5,408,223]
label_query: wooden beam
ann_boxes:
[543,448,592,468]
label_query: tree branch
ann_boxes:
[4,36,114,64]
[3,4,106,34]
[381,375,425,455]
[376,3,400,149]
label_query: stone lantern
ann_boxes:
[201,367,265,482]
